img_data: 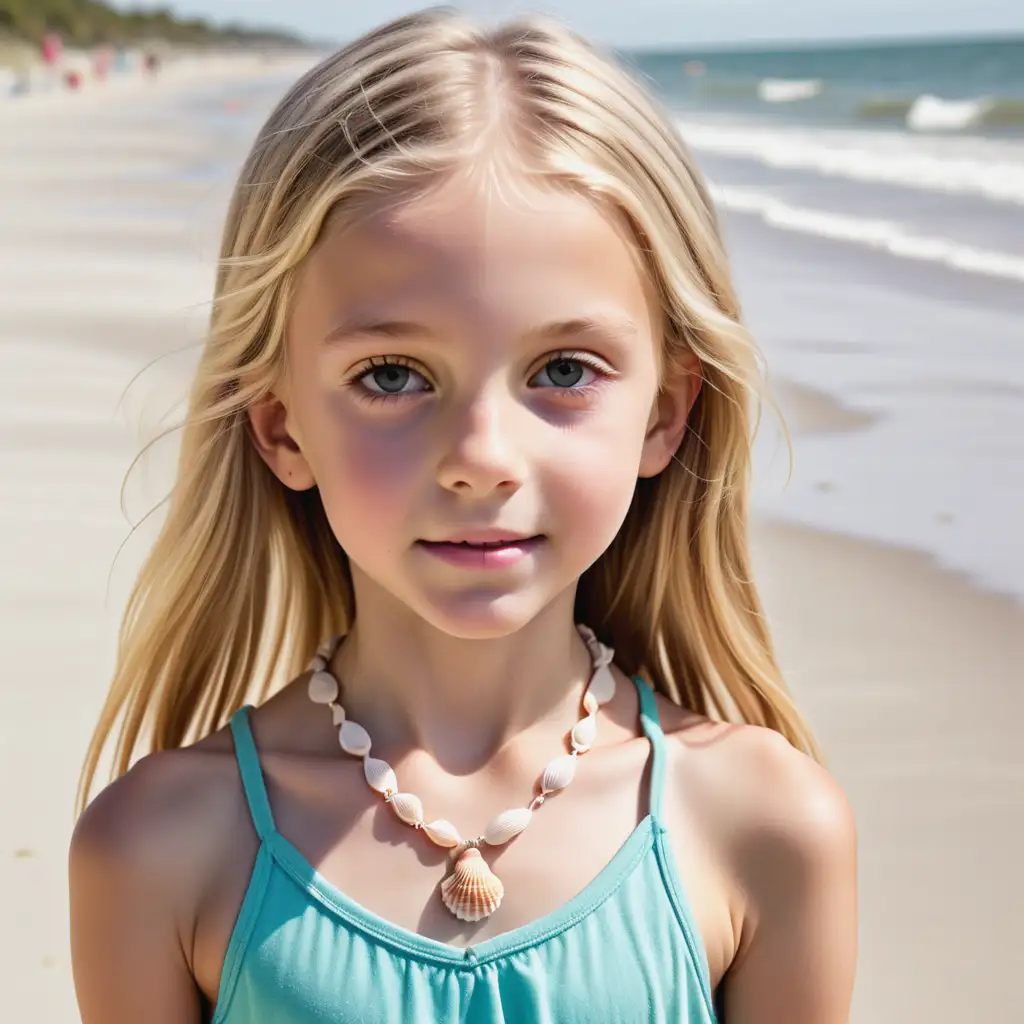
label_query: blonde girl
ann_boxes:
[69,9,856,1023]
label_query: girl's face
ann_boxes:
[251,170,695,637]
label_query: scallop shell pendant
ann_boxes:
[440,847,504,921]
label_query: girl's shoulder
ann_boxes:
[70,722,253,942]
[70,681,322,910]
[648,691,855,994]
[657,690,854,855]
[654,689,856,931]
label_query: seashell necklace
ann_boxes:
[306,623,616,922]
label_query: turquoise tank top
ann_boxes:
[212,675,718,1023]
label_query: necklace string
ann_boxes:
[305,623,617,922]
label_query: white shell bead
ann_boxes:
[483,807,533,847]
[339,719,372,757]
[586,664,616,707]
[330,703,346,726]
[363,757,397,796]
[541,752,578,793]
[309,670,339,704]
[317,637,337,660]
[571,714,597,753]
[307,654,326,674]
[423,820,462,848]
[390,792,424,825]
[583,691,599,715]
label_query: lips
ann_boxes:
[416,534,545,568]
[421,532,542,546]
[447,539,527,548]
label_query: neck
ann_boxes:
[329,582,594,772]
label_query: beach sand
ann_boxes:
[0,59,1020,1021]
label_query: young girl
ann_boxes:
[69,10,856,1023]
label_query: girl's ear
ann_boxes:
[247,394,317,491]
[638,348,702,479]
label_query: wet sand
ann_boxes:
[754,520,1023,1021]
[0,58,1020,1022]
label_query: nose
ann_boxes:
[435,385,527,496]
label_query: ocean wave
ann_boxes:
[696,75,826,104]
[757,78,824,103]
[858,94,1024,130]
[906,94,992,132]
[678,120,1024,205]
[710,185,1024,282]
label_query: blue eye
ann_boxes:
[351,357,431,402]
[532,356,594,389]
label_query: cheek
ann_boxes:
[542,402,648,544]
[301,398,430,548]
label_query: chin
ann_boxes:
[407,585,555,641]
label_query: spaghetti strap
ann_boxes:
[631,675,667,822]
[229,706,276,841]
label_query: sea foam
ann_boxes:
[677,119,1024,206]
[710,185,1024,282]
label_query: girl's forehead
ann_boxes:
[298,172,654,323]
[328,170,631,256]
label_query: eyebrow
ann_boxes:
[323,320,430,345]
[322,314,639,347]
[532,316,639,344]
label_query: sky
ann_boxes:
[114,0,1024,49]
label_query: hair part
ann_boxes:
[79,7,818,814]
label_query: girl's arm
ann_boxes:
[720,729,859,1023]
[69,760,204,1023]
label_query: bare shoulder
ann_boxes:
[653,698,858,1017]
[70,727,249,935]
[657,696,856,895]
[69,729,250,1021]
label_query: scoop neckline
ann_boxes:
[267,811,658,968]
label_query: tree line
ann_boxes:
[0,0,302,48]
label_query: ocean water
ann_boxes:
[624,38,1024,600]
[626,37,1024,277]
[628,37,1024,136]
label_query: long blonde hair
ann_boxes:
[79,8,819,812]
